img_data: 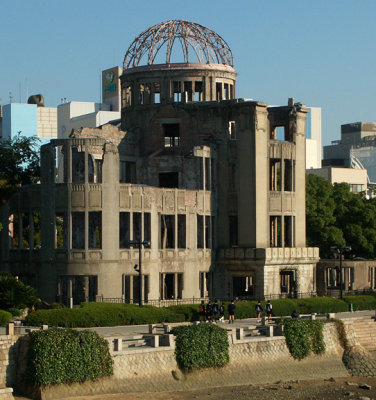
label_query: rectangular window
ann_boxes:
[33,211,41,249]
[205,158,211,190]
[56,213,67,249]
[284,215,294,247]
[122,85,131,107]
[144,212,151,244]
[95,159,103,183]
[153,82,161,104]
[205,215,211,248]
[89,212,101,249]
[178,215,186,248]
[229,215,238,247]
[199,272,210,298]
[22,213,30,249]
[173,81,182,102]
[120,161,136,183]
[163,124,180,147]
[216,82,222,101]
[229,121,236,140]
[161,214,175,249]
[119,212,130,248]
[133,212,142,241]
[184,81,193,102]
[72,212,85,249]
[197,215,204,248]
[284,159,294,191]
[159,172,179,188]
[224,83,229,100]
[270,159,281,191]
[194,81,203,102]
[270,216,282,247]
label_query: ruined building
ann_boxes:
[0,21,319,304]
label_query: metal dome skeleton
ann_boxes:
[123,20,234,69]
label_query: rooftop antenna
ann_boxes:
[9,92,13,103]
[25,78,28,103]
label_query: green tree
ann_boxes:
[0,133,40,204]
[0,271,39,309]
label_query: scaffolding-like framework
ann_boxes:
[123,20,233,69]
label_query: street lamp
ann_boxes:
[330,246,351,299]
[129,239,151,307]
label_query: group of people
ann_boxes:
[255,300,273,322]
[199,299,236,323]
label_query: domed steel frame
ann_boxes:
[123,20,234,69]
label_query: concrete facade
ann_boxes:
[0,21,318,304]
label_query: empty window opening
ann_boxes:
[194,81,203,101]
[33,212,41,249]
[120,161,136,184]
[327,267,341,289]
[229,121,236,140]
[216,82,222,101]
[122,85,132,108]
[270,216,282,247]
[159,172,179,188]
[270,159,281,191]
[224,83,229,100]
[229,215,238,247]
[88,154,95,183]
[199,272,210,298]
[205,158,211,190]
[161,214,175,249]
[205,215,211,248]
[229,84,234,99]
[123,274,149,304]
[59,275,97,305]
[163,124,180,147]
[197,215,204,248]
[233,275,254,297]
[271,125,292,142]
[184,81,193,102]
[153,82,161,104]
[94,159,103,183]
[9,213,19,249]
[56,213,67,249]
[139,84,145,105]
[133,212,141,242]
[178,215,186,248]
[284,216,295,247]
[284,159,294,191]
[21,213,30,249]
[72,212,85,249]
[144,213,151,244]
[173,81,182,102]
[119,212,130,248]
[160,273,183,299]
[72,148,85,183]
[89,212,101,249]
[144,83,151,104]
[280,270,295,294]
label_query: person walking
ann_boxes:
[212,299,219,322]
[205,301,213,322]
[228,299,236,324]
[255,301,263,323]
[265,300,273,320]
[219,302,225,322]
[199,300,205,323]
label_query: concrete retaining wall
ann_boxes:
[35,323,349,400]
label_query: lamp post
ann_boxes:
[129,239,150,307]
[330,246,351,299]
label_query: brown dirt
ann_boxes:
[14,377,376,400]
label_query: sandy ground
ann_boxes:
[14,377,376,400]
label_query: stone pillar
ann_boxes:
[84,276,89,302]
[174,273,178,299]
[129,275,134,303]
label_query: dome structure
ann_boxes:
[123,20,233,69]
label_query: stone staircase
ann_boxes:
[347,317,376,351]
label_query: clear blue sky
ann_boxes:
[1,0,375,146]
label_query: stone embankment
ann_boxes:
[1,315,376,399]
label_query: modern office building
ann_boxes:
[0,20,319,305]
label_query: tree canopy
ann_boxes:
[0,133,40,204]
[306,174,376,259]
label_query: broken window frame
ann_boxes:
[163,123,180,148]
[72,212,85,249]
[270,159,282,191]
[89,211,102,249]
[229,121,236,140]
[178,214,186,249]
[119,212,130,249]
[56,212,67,249]
[270,215,282,247]
[161,214,175,249]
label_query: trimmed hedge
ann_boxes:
[0,310,12,324]
[25,328,113,385]
[283,319,325,360]
[172,324,229,370]
[25,303,185,327]
[343,295,376,311]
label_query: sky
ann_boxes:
[1,0,376,146]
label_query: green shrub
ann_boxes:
[167,305,199,322]
[0,310,12,324]
[51,302,66,309]
[343,295,376,311]
[25,303,185,327]
[25,328,113,385]
[7,307,22,317]
[0,271,39,309]
[172,324,229,370]
[283,319,325,360]
[296,297,348,314]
